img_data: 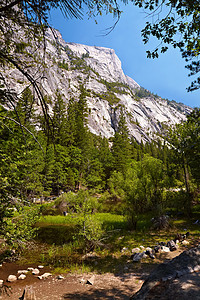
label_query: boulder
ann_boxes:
[154,245,161,253]
[131,252,147,262]
[167,240,178,251]
[32,269,40,275]
[18,270,29,274]
[37,273,52,280]
[56,275,64,280]
[182,240,189,245]
[18,274,26,280]
[37,265,44,269]
[145,250,155,259]
[131,248,141,253]
[160,246,170,253]
[0,280,3,287]
[7,275,17,282]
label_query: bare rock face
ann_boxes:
[2,28,192,143]
[130,245,200,299]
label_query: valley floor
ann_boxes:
[1,245,199,300]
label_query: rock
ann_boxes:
[42,272,52,279]
[0,280,3,287]
[18,270,29,274]
[160,246,170,253]
[146,247,153,252]
[131,252,147,262]
[38,272,52,279]
[167,240,178,251]
[27,267,34,271]
[194,265,200,272]
[56,275,64,280]
[86,275,95,285]
[18,274,26,280]
[145,250,155,259]
[7,275,17,282]
[154,245,161,253]
[130,245,200,300]
[32,268,40,275]
[131,247,141,253]
[38,265,44,269]
[182,240,189,245]
[0,264,2,267]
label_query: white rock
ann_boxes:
[131,247,140,253]
[32,268,40,275]
[18,274,26,280]
[146,247,153,252]
[0,280,3,287]
[9,28,190,144]
[38,272,52,279]
[182,240,189,245]
[0,264,2,267]
[7,275,17,282]
[194,265,200,272]
[38,265,44,269]
[27,267,34,271]
[161,246,170,253]
[18,270,28,274]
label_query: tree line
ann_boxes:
[0,86,199,226]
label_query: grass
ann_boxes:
[16,211,200,274]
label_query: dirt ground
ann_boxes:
[0,248,190,300]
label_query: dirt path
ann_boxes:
[0,249,186,300]
[1,271,146,300]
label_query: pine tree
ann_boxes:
[111,107,130,173]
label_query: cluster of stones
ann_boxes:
[130,244,200,299]
[131,232,190,262]
[0,265,55,286]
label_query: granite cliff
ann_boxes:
[4,28,192,142]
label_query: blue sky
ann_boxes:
[49,3,199,108]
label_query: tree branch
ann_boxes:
[0,0,22,13]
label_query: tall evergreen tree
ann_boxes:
[111,107,130,173]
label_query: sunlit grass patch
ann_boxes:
[37,215,78,226]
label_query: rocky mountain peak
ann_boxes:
[4,28,192,142]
